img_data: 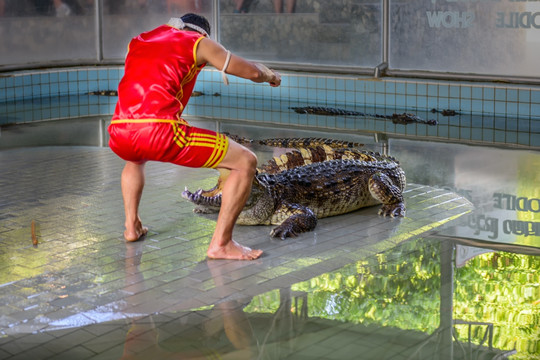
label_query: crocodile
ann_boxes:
[290,106,438,126]
[88,90,118,96]
[182,140,406,239]
[430,108,460,116]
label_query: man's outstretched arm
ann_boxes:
[196,37,281,87]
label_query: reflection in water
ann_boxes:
[454,249,540,358]
[114,237,537,359]
[1,121,538,359]
[120,244,258,359]
[393,139,540,249]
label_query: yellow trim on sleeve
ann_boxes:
[192,36,206,69]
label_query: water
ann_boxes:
[0,117,538,359]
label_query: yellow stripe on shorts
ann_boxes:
[203,133,229,168]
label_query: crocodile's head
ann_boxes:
[182,169,275,225]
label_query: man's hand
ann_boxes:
[255,63,281,87]
[268,70,281,87]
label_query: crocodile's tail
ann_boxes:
[259,146,388,174]
[290,106,365,117]
[221,133,363,148]
[258,137,363,149]
[221,132,254,145]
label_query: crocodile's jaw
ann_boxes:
[181,168,231,209]
[182,171,276,224]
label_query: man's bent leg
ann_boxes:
[207,141,262,260]
[121,161,149,242]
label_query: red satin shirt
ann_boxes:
[112,25,206,122]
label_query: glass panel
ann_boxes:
[101,0,214,60]
[219,0,381,67]
[0,0,95,67]
[390,0,540,77]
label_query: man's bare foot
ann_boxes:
[207,240,263,260]
[124,219,148,242]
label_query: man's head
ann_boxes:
[181,13,211,36]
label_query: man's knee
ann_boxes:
[220,142,257,174]
[241,148,258,174]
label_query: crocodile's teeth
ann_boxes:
[181,188,192,200]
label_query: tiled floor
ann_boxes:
[0,120,538,359]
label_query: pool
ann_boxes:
[1,67,539,149]
[0,112,538,359]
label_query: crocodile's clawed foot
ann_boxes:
[378,203,406,217]
[270,226,299,240]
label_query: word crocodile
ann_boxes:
[182,138,406,239]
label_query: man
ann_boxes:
[109,13,281,260]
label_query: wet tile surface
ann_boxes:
[0,126,538,359]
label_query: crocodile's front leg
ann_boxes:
[368,172,406,217]
[270,203,318,240]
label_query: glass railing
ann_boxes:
[1,0,539,83]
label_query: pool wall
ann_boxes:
[0,66,539,148]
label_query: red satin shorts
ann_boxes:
[108,120,229,169]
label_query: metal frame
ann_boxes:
[95,0,104,62]
[373,0,389,78]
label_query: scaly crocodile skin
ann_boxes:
[258,137,363,149]
[259,145,383,174]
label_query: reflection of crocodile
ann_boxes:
[290,106,438,125]
[182,140,406,239]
